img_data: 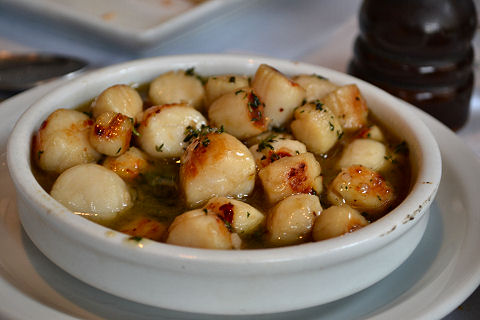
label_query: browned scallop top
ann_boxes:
[180,132,227,179]
[287,161,312,193]
[93,113,129,140]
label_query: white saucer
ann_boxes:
[1,80,480,320]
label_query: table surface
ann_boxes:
[0,0,479,319]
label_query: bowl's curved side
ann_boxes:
[6,54,442,314]
[15,185,430,314]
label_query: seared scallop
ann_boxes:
[327,165,395,218]
[337,139,387,171]
[33,109,101,174]
[165,209,234,249]
[290,101,343,154]
[50,163,133,222]
[252,64,305,127]
[321,84,368,131]
[258,152,322,204]
[249,136,307,169]
[137,103,207,158]
[102,146,150,181]
[205,197,265,235]
[267,194,322,246]
[312,204,369,241]
[149,69,205,110]
[89,111,133,156]
[208,87,269,139]
[204,74,249,107]
[91,84,143,119]
[180,132,256,207]
[293,74,338,101]
[118,216,168,241]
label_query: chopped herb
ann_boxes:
[314,74,327,80]
[184,124,222,146]
[82,111,93,118]
[315,100,324,111]
[248,92,261,110]
[377,195,382,201]
[301,98,307,105]
[203,208,208,215]
[129,118,140,136]
[183,125,199,142]
[337,130,344,140]
[270,152,280,162]
[116,147,122,154]
[329,121,335,131]
[155,144,164,152]
[271,126,286,133]
[185,67,195,76]
[202,137,210,147]
[229,76,235,83]
[235,89,245,95]
[295,150,300,155]
[257,134,277,152]
[224,220,232,232]
[129,236,143,242]
[394,141,408,154]
[37,150,44,159]
[247,212,251,218]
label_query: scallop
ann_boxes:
[293,74,338,101]
[290,101,343,154]
[89,111,133,156]
[50,163,133,222]
[118,216,168,241]
[205,74,249,107]
[33,109,101,174]
[91,84,143,119]
[337,139,387,171]
[102,146,149,180]
[249,136,307,169]
[180,132,256,207]
[165,209,234,249]
[356,125,385,142]
[149,70,205,110]
[205,197,265,235]
[312,205,369,241]
[321,84,368,131]
[208,87,269,139]
[252,64,306,127]
[137,103,207,158]
[267,194,322,246]
[327,165,395,218]
[258,152,322,204]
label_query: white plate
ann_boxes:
[0,0,245,49]
[1,80,480,320]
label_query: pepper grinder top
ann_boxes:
[349,0,477,130]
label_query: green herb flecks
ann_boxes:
[393,141,409,155]
[257,133,277,152]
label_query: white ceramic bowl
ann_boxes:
[7,54,441,315]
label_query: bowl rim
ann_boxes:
[6,54,442,269]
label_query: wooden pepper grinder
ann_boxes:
[349,0,477,130]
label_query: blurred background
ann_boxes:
[0,0,479,319]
